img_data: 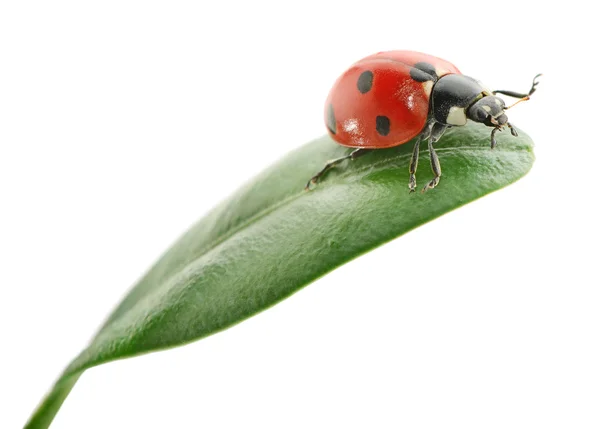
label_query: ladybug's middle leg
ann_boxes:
[422,123,448,193]
[408,136,421,193]
[408,121,435,193]
[305,148,371,190]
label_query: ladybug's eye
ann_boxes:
[475,108,489,122]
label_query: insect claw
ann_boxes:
[490,127,500,149]
[408,175,417,193]
[305,178,316,191]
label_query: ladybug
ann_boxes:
[306,50,540,192]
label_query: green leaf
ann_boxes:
[25,122,534,428]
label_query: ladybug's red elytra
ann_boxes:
[307,50,541,192]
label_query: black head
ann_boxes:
[467,95,508,127]
[467,95,519,148]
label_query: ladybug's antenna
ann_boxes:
[504,95,530,110]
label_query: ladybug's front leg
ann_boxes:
[490,123,518,149]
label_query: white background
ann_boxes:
[1,1,599,428]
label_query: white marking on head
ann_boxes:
[446,106,468,126]
[482,105,492,113]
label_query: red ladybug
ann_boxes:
[307,50,540,192]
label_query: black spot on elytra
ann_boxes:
[357,70,374,93]
[327,104,336,134]
[410,61,437,82]
[375,115,390,136]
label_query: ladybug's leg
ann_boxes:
[422,138,442,192]
[490,127,501,149]
[490,123,518,149]
[422,123,447,193]
[493,73,542,99]
[305,148,371,190]
[408,121,435,193]
[507,122,518,137]
[408,137,421,193]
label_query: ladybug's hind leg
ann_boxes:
[305,148,371,190]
